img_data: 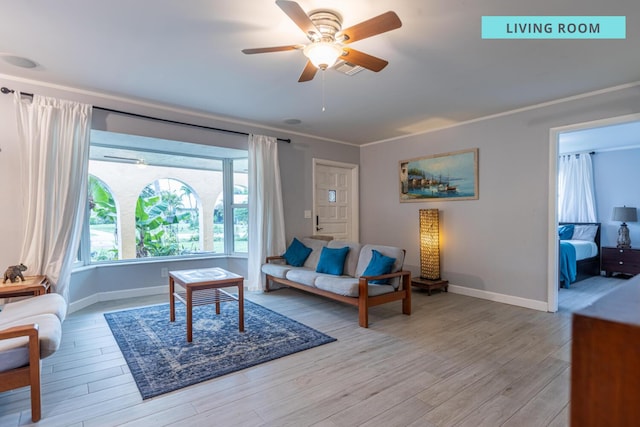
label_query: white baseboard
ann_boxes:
[448,284,548,312]
[69,285,166,314]
[68,283,547,314]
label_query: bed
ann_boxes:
[558,222,601,288]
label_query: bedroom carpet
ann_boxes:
[104,300,336,399]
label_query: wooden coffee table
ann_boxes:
[169,267,244,342]
[0,275,51,299]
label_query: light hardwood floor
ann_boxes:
[0,278,622,426]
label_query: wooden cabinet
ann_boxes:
[601,246,640,276]
[571,279,640,426]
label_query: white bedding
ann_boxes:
[566,239,598,260]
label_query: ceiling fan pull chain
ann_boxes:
[322,70,326,112]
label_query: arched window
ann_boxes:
[88,175,119,262]
[82,129,247,264]
[135,178,201,258]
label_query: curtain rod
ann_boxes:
[1,86,291,143]
[559,150,596,157]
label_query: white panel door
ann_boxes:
[314,161,358,241]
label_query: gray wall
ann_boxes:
[360,85,640,304]
[593,147,640,248]
[0,75,357,308]
[279,137,359,242]
[3,71,640,310]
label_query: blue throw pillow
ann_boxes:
[316,246,350,275]
[558,224,574,240]
[362,249,396,284]
[282,238,312,267]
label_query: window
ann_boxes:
[81,130,248,264]
[135,179,200,258]
[233,159,248,253]
[88,175,119,262]
[212,159,248,253]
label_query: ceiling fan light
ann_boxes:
[303,42,343,70]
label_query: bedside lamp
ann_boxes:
[612,206,637,248]
[419,209,440,280]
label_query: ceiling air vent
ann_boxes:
[334,60,365,76]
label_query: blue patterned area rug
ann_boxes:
[104,300,336,399]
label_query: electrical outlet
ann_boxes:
[161,268,168,278]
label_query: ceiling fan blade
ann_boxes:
[276,0,320,39]
[242,45,300,54]
[340,11,402,44]
[341,48,388,72]
[298,60,318,82]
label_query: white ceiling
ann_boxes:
[1,0,639,145]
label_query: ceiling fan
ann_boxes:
[242,0,402,82]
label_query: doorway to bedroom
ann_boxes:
[549,114,640,312]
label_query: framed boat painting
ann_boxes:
[399,148,478,202]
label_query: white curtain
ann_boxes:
[14,93,92,302]
[246,134,286,291]
[558,153,597,222]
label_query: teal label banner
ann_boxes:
[482,16,626,39]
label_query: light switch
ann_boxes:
[304,210,312,219]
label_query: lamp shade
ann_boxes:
[612,206,637,223]
[419,209,440,280]
[303,42,343,70]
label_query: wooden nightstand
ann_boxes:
[601,247,640,277]
[411,277,448,295]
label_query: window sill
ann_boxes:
[72,253,247,273]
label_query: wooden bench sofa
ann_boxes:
[262,238,411,328]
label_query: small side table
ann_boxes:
[0,275,51,299]
[169,267,244,342]
[412,277,448,295]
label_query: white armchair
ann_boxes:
[0,294,66,422]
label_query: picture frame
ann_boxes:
[399,148,478,202]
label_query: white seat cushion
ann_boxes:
[261,262,291,279]
[0,293,67,323]
[315,276,395,297]
[0,313,62,371]
[285,268,321,287]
